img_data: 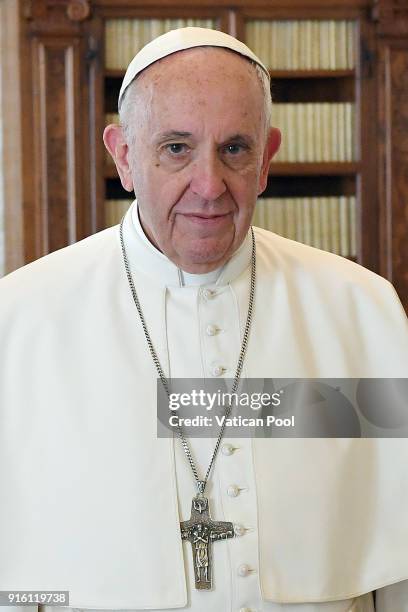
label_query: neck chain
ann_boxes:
[119,215,256,590]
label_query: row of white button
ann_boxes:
[201,287,227,378]
[222,440,256,610]
[202,288,224,379]
[223,445,247,532]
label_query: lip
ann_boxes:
[179,212,232,224]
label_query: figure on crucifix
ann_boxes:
[192,524,211,584]
[180,495,235,590]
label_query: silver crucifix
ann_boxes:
[180,492,235,590]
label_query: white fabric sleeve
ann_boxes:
[375,580,408,610]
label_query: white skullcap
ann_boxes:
[118,26,269,110]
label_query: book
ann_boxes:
[253,196,357,257]
[245,19,356,70]
[105,18,217,70]
[269,104,356,163]
[105,199,133,227]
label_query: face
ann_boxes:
[104,47,280,273]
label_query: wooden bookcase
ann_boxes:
[2,0,408,312]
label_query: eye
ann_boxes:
[224,143,248,155]
[165,143,189,155]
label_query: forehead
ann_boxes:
[132,47,264,132]
[138,45,260,87]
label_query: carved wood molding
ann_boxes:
[29,36,87,257]
[66,0,91,21]
[372,0,408,35]
[23,0,91,22]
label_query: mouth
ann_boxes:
[180,212,232,225]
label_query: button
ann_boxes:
[202,288,215,300]
[221,443,235,456]
[227,484,240,497]
[234,523,247,537]
[211,365,224,377]
[206,324,218,336]
[237,563,251,577]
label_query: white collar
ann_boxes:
[120,199,252,288]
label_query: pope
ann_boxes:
[0,27,408,612]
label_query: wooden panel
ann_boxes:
[356,15,379,273]
[30,35,86,258]
[372,0,408,36]
[83,15,105,233]
[94,0,370,9]
[98,6,225,19]
[269,162,361,176]
[1,0,25,274]
[242,6,366,19]
[378,41,408,310]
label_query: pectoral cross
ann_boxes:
[180,494,235,590]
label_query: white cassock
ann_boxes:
[0,200,408,612]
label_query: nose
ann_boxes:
[189,152,227,201]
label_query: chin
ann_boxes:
[178,248,230,273]
[182,235,235,264]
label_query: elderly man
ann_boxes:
[0,27,408,612]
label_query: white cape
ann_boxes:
[0,207,408,608]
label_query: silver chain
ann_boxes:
[119,215,256,496]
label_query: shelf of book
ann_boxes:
[269,162,360,176]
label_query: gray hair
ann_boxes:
[119,51,273,143]
[253,61,273,135]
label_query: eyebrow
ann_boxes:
[154,130,255,147]
[154,131,193,145]
[225,133,255,148]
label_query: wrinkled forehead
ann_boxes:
[123,46,263,109]
[131,48,264,129]
[142,46,257,79]
[120,46,262,111]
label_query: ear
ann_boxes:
[258,127,281,195]
[103,124,134,192]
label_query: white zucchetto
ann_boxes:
[118,26,269,109]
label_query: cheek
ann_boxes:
[133,165,181,215]
[232,175,259,209]
[148,179,189,231]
